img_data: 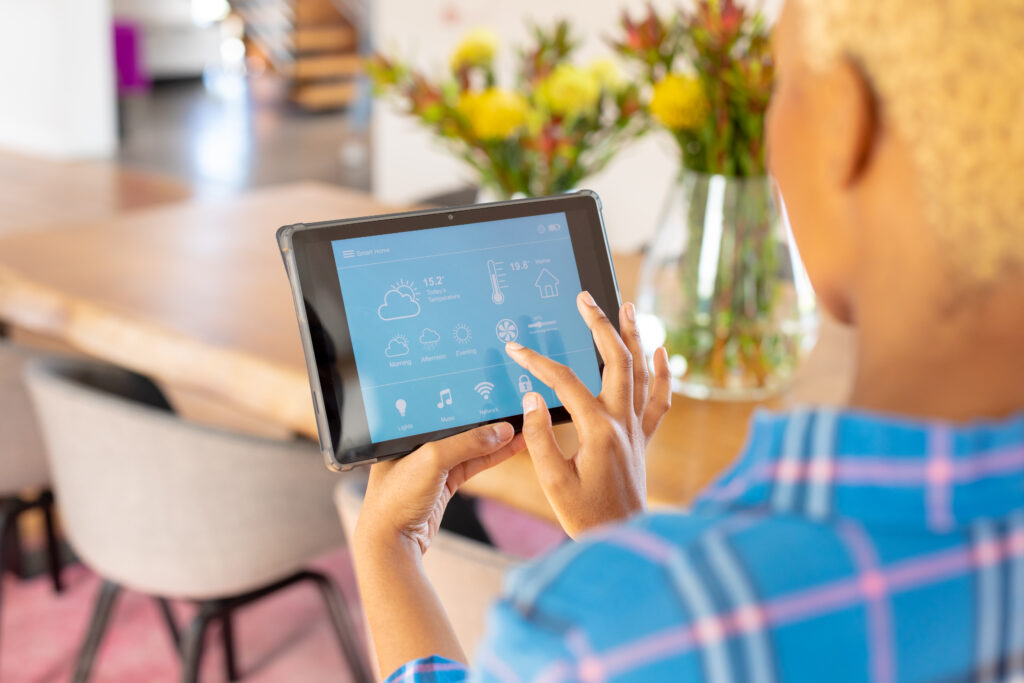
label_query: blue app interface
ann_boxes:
[333,212,601,443]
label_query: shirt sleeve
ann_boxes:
[384,655,469,683]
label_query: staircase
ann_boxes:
[233,0,362,111]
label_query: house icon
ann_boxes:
[534,268,560,299]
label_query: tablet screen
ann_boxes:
[332,212,602,443]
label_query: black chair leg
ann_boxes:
[0,503,11,667]
[304,571,373,683]
[221,609,239,682]
[180,606,214,683]
[0,503,12,583]
[156,597,181,651]
[165,570,369,683]
[40,491,63,593]
[2,506,23,579]
[72,580,121,683]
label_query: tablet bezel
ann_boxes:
[278,190,620,471]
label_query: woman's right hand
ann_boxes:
[505,291,671,538]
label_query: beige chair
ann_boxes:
[25,357,372,683]
[0,341,64,655]
[335,476,515,665]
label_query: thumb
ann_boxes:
[425,421,516,471]
[521,393,574,491]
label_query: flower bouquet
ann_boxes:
[368,23,645,200]
[613,1,817,400]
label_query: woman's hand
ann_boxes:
[505,292,671,538]
[353,426,524,674]
[355,423,525,555]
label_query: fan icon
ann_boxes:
[495,318,519,343]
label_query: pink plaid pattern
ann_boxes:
[388,408,1024,682]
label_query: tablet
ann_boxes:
[278,191,620,471]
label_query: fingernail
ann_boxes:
[625,302,636,322]
[580,291,597,307]
[505,341,524,351]
[492,422,514,441]
[523,393,540,414]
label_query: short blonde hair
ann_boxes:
[796,0,1024,282]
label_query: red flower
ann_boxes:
[617,4,666,53]
[720,0,743,35]
[407,75,442,114]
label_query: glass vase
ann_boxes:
[636,170,818,401]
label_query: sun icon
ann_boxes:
[390,279,420,302]
[453,323,472,344]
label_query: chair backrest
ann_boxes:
[0,340,51,493]
[334,477,515,662]
[25,357,344,600]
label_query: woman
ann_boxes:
[354,1,1024,680]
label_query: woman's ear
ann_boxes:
[822,57,878,188]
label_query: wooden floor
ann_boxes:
[117,75,370,197]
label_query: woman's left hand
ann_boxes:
[353,424,524,674]
[355,423,526,555]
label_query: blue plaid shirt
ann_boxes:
[386,407,1024,682]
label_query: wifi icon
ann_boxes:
[474,381,495,400]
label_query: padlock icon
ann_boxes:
[517,374,533,394]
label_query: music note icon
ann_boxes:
[436,388,453,408]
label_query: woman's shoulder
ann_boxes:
[500,506,853,636]
[475,511,743,681]
[475,509,853,682]
[498,510,740,632]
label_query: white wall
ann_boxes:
[0,0,118,159]
[113,0,222,79]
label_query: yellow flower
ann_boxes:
[587,57,623,91]
[650,74,708,130]
[457,88,529,140]
[526,106,547,137]
[456,91,482,120]
[450,28,499,70]
[536,64,601,119]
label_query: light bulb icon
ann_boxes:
[395,398,407,417]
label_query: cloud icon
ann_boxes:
[385,337,410,357]
[377,288,421,321]
[419,328,441,346]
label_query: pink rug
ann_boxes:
[1,501,565,683]
[2,549,366,683]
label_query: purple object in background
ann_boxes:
[476,498,567,559]
[113,21,150,94]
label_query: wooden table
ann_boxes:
[0,149,192,237]
[0,182,856,521]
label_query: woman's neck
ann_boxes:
[849,287,1024,422]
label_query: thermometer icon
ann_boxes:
[487,259,507,305]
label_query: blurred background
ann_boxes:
[1,1,831,682]
[0,0,700,247]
